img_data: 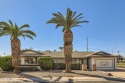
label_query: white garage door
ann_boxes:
[95,59,114,70]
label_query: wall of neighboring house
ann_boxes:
[91,57,117,70]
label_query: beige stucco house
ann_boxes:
[20,50,117,70]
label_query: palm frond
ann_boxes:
[72,11,76,19]
[47,8,88,31]
[0,31,9,36]
[0,20,36,40]
[53,13,65,23]
[18,30,36,37]
[3,27,10,31]
[0,25,5,28]
[20,34,34,40]
[62,27,66,32]
[20,24,30,30]
[56,24,62,29]
[9,20,13,26]
[0,22,9,27]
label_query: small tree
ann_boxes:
[38,56,52,70]
[117,55,124,64]
[59,47,64,52]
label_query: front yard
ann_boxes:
[0,70,108,78]
[117,63,125,68]
[0,70,125,82]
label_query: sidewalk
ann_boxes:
[0,76,125,83]
[0,77,110,83]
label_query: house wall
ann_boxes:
[20,57,41,70]
[91,57,117,70]
[53,58,65,63]
[21,57,25,65]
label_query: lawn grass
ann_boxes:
[117,63,125,68]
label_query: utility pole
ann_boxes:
[87,37,88,52]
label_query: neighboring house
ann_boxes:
[20,50,117,70]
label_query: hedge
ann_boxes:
[38,56,52,70]
[0,56,14,71]
[20,66,38,71]
[52,63,66,70]
[71,64,81,70]
[52,63,81,70]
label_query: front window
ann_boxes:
[24,57,37,64]
[72,59,82,64]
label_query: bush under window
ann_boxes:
[38,56,52,70]
[0,56,14,71]
[20,66,38,71]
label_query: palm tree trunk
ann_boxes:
[11,38,21,73]
[64,30,73,73]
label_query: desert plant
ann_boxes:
[0,56,14,71]
[0,20,36,73]
[38,56,52,70]
[47,8,88,72]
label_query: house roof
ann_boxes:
[20,50,117,58]
[41,51,94,58]
[86,51,117,57]
[20,50,44,57]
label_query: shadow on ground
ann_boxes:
[71,72,125,82]
[18,73,48,83]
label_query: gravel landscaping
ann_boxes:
[0,70,125,83]
[0,70,109,78]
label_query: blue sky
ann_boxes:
[0,0,125,56]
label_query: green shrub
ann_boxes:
[20,66,38,71]
[0,56,14,71]
[52,63,66,70]
[52,63,80,70]
[38,56,52,70]
[71,64,80,70]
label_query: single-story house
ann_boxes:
[20,50,117,70]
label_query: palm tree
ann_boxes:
[59,47,64,52]
[47,8,88,72]
[0,20,36,73]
